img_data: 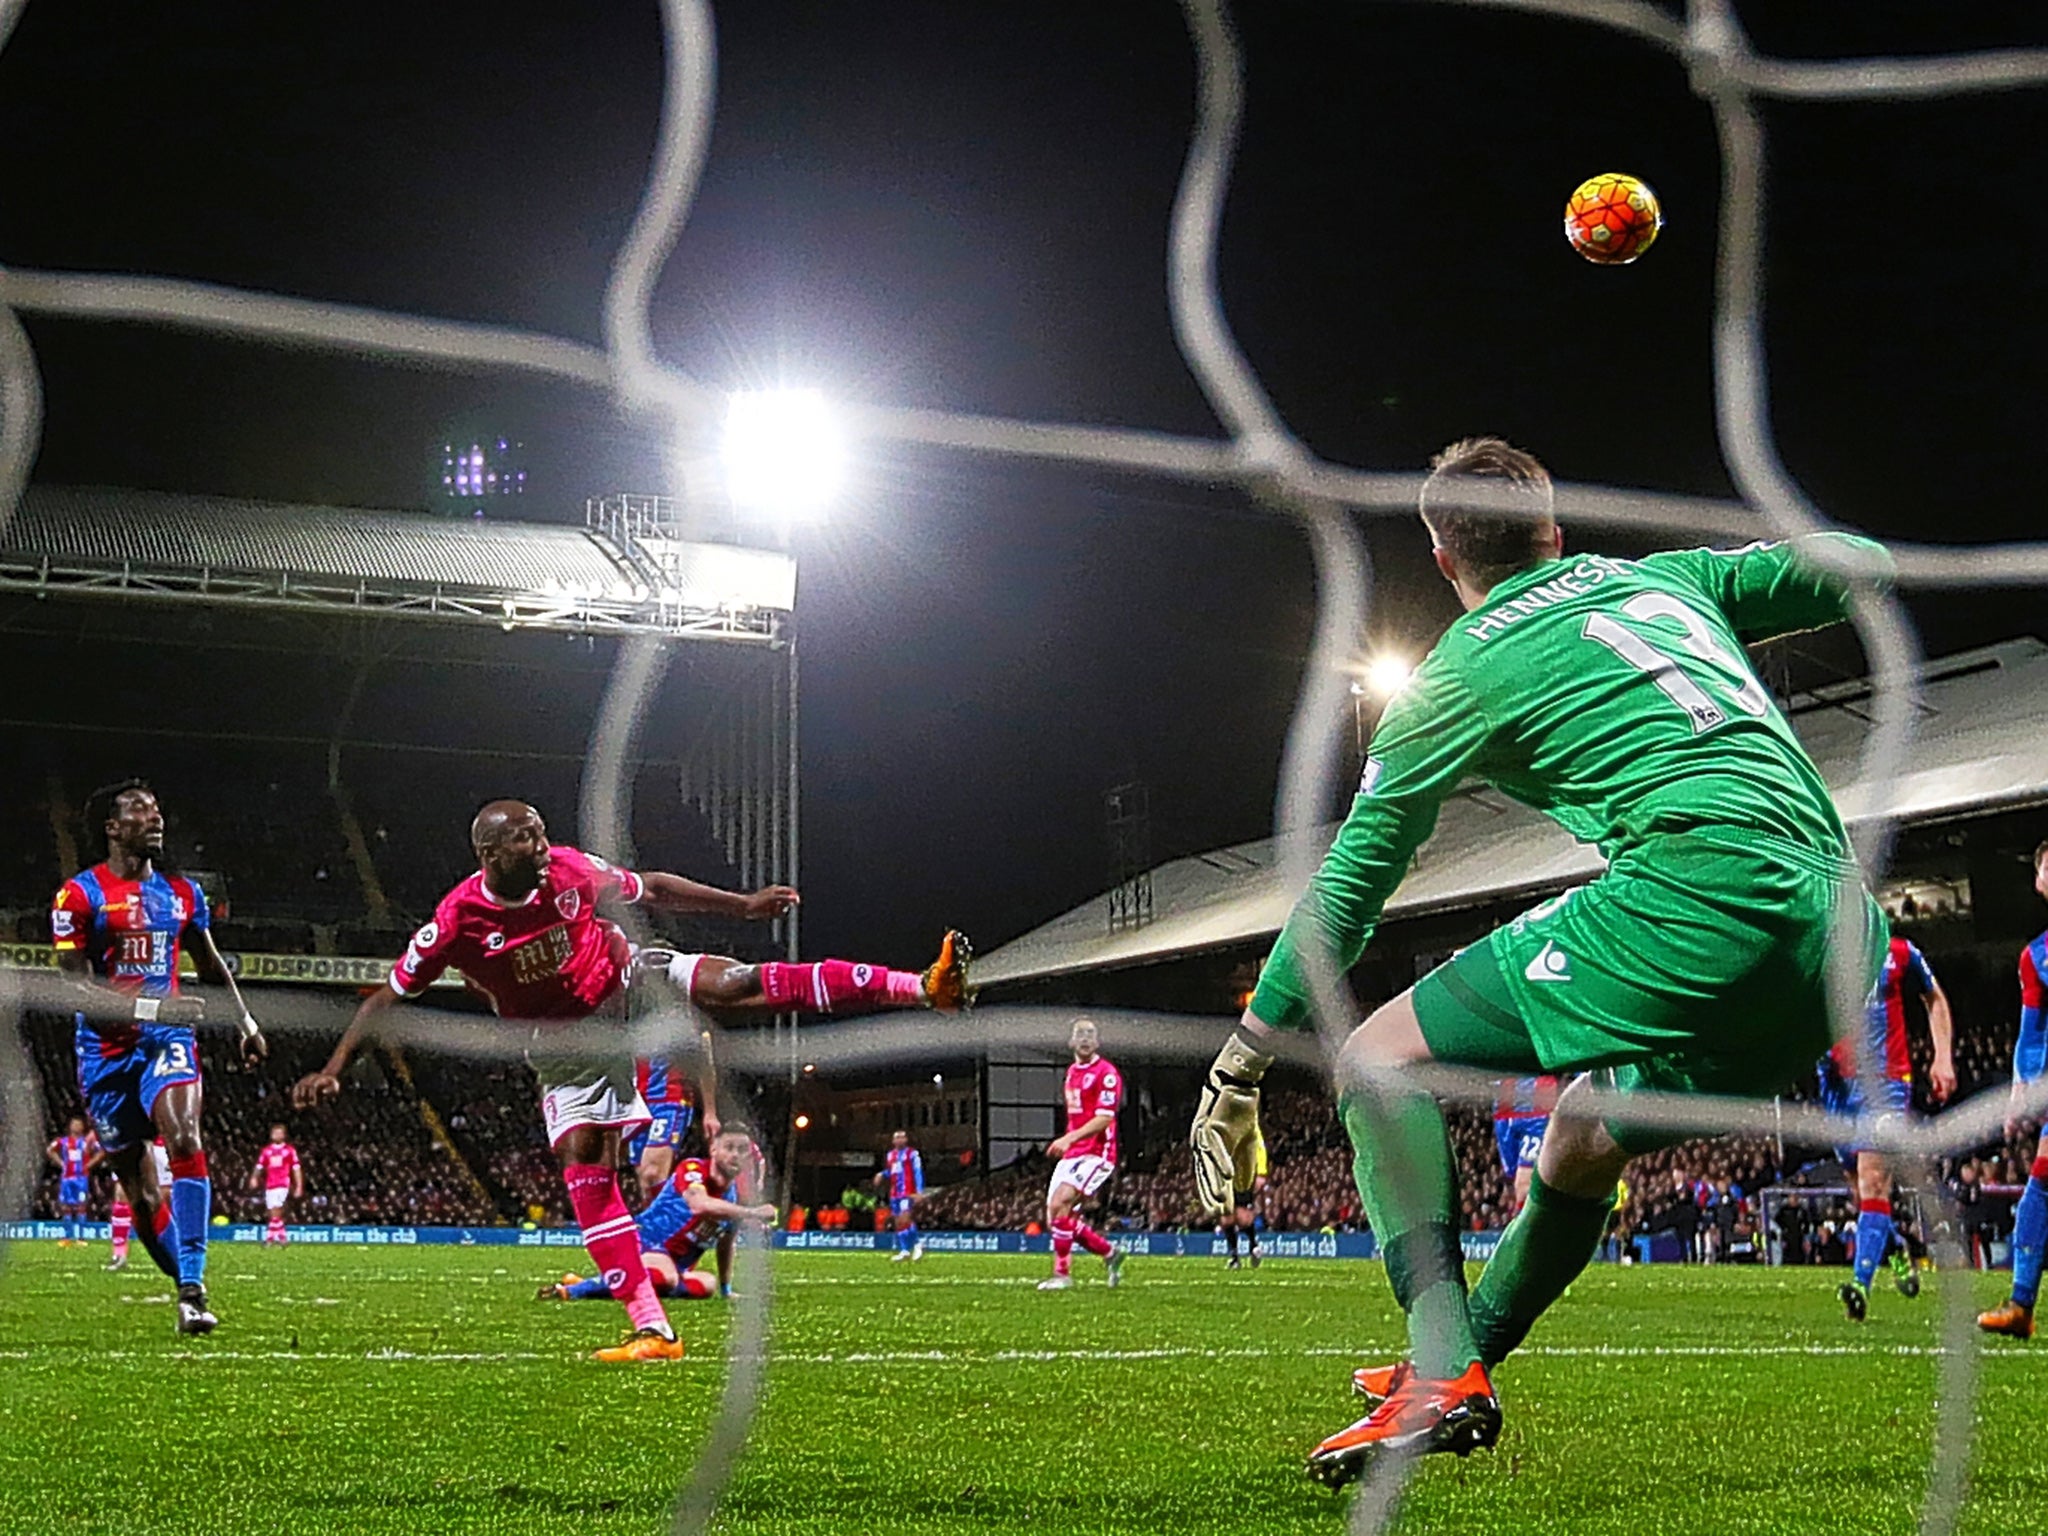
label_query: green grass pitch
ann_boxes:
[3,1242,2046,1535]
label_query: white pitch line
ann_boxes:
[1,1340,2039,1367]
[0,1348,557,1362]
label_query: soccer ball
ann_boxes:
[1564,173,1662,265]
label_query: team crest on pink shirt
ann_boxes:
[555,888,582,920]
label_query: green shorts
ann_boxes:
[1411,830,1885,1155]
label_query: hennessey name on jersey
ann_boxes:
[1463,555,1631,642]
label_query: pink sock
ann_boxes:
[757,959,924,1015]
[1051,1216,1076,1277]
[110,1202,132,1260]
[1074,1220,1113,1259]
[563,1163,669,1337]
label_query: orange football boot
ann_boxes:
[1978,1300,2036,1340]
[1350,1360,1413,1404]
[591,1329,686,1363]
[920,930,974,1013]
[1308,1361,1500,1488]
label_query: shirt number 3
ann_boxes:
[1582,594,1771,733]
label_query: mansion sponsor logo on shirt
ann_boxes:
[512,925,574,985]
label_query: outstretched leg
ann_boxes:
[673,932,973,1017]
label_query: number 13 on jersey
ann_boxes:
[1583,593,1770,733]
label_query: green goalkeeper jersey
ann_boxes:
[1251,533,1892,1034]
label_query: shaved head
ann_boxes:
[472,799,536,853]
[471,800,551,899]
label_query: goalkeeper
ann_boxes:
[1189,437,1890,1486]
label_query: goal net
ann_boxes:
[2,2,2045,1533]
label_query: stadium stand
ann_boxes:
[25,999,2043,1267]
[23,1012,498,1226]
[10,721,2042,1260]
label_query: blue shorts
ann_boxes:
[58,1176,89,1208]
[891,1196,918,1220]
[75,1024,201,1153]
[627,1104,695,1164]
[1816,1060,1911,1161]
[1495,1116,1548,1179]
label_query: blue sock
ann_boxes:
[1852,1207,1892,1289]
[565,1276,613,1301]
[2012,1175,2048,1307]
[168,1161,211,1289]
[899,1223,918,1251]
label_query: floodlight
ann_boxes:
[721,388,843,519]
[1365,655,1413,699]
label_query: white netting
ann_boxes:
[4,1,2048,1532]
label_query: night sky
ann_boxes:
[1,2,2044,963]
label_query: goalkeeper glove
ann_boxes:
[1190,1031,1272,1222]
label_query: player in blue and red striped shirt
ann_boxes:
[875,1130,926,1262]
[540,1126,775,1303]
[1492,1077,1560,1218]
[1817,933,1955,1321]
[53,780,267,1335]
[1982,841,2048,1339]
[629,1049,716,1204]
[44,1117,100,1244]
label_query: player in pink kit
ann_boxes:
[1038,1018,1126,1291]
[294,799,970,1362]
[249,1125,303,1244]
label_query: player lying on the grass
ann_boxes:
[1820,936,1953,1322]
[54,779,268,1335]
[1038,1018,1126,1291]
[877,1129,927,1262]
[1189,437,1893,1486]
[46,1116,99,1245]
[292,799,970,1362]
[1980,840,2048,1340]
[540,1125,774,1302]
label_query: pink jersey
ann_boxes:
[391,846,645,1021]
[1062,1055,1122,1163]
[256,1142,300,1190]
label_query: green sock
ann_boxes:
[1340,1085,1479,1380]
[1469,1170,1615,1367]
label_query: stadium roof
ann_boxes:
[0,485,796,639]
[975,638,2048,989]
